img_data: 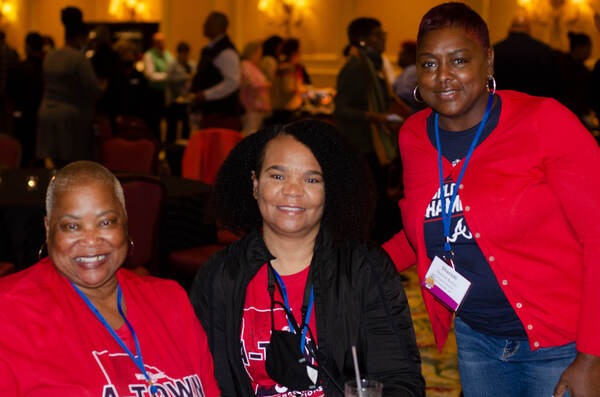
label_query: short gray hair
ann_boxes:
[45,161,126,221]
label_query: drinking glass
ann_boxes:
[344,379,383,397]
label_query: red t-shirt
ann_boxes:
[241,264,324,397]
[0,258,220,397]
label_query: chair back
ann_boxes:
[95,117,113,140]
[102,137,157,173]
[118,174,165,274]
[0,135,21,169]
[0,262,15,277]
[116,116,154,141]
[182,128,242,184]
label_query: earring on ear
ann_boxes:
[413,85,424,104]
[38,241,47,260]
[359,40,366,47]
[487,75,496,95]
[127,238,134,257]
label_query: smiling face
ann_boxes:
[45,182,128,295]
[253,135,325,240]
[417,27,493,131]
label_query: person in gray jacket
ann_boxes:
[37,7,101,167]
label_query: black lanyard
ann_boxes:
[267,262,315,352]
[265,262,345,396]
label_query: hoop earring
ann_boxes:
[127,238,134,256]
[413,85,424,104]
[38,242,46,260]
[487,76,496,95]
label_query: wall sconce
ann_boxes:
[109,0,149,21]
[516,0,594,29]
[0,0,17,24]
[258,0,310,36]
[516,0,595,52]
[518,0,591,15]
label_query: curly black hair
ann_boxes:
[215,119,376,243]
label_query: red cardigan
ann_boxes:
[384,90,600,355]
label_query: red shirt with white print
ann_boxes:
[0,258,220,397]
[241,264,324,397]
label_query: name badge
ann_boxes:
[421,256,471,312]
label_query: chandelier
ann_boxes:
[0,0,16,23]
[258,0,310,36]
[108,0,149,21]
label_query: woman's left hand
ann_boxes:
[553,352,600,397]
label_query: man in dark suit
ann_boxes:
[493,16,562,99]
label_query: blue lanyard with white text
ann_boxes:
[70,281,158,395]
[434,93,494,255]
[272,268,315,353]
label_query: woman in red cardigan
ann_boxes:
[383,3,600,397]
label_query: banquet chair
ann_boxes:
[95,117,113,140]
[181,128,242,184]
[117,174,165,275]
[0,262,15,277]
[0,134,22,169]
[102,137,158,173]
[116,116,154,141]
[168,227,241,290]
[170,128,242,287]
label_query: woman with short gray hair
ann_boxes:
[0,161,221,396]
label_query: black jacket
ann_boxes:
[493,32,562,99]
[190,230,425,397]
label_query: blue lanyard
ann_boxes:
[70,282,158,395]
[272,269,315,353]
[434,93,494,254]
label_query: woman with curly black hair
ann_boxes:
[189,119,424,397]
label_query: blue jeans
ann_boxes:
[454,317,576,397]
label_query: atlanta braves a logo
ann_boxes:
[447,218,473,242]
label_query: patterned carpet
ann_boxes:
[402,268,462,397]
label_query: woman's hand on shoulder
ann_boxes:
[553,352,600,397]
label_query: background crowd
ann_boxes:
[0,9,319,168]
[2,5,600,243]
